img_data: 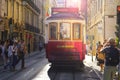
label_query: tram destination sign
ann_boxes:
[52,7,79,14]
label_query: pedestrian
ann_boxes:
[27,41,30,54]
[103,39,109,47]
[12,42,18,70]
[5,40,10,58]
[86,41,91,55]
[96,41,102,60]
[3,40,10,69]
[15,39,26,69]
[96,41,105,72]
[1,41,8,69]
[86,44,89,55]
[7,40,14,71]
[100,38,120,80]
[39,42,43,51]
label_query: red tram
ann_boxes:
[45,8,86,67]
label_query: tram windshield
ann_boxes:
[60,22,71,40]
[49,22,81,40]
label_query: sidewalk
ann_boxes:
[84,54,103,79]
[0,49,45,72]
[84,54,100,71]
[84,54,120,79]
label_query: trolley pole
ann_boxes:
[65,0,66,8]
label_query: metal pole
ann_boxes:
[42,0,44,34]
[10,0,14,40]
[91,41,93,62]
[12,0,14,39]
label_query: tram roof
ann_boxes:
[46,12,84,20]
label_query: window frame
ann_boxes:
[73,23,81,40]
[49,22,58,40]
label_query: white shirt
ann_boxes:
[8,45,13,57]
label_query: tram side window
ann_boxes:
[49,22,57,40]
[59,22,71,40]
[73,23,81,39]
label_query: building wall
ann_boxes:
[44,0,57,41]
[0,0,41,52]
[0,0,1,17]
[88,0,120,41]
[87,0,120,55]
[0,0,23,41]
[0,0,5,40]
[22,0,40,51]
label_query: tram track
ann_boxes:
[52,72,75,80]
[50,71,58,80]
[72,72,76,80]
[84,62,102,80]
[91,66,102,80]
[49,65,102,80]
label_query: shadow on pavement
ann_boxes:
[47,64,102,80]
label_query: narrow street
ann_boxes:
[0,0,119,80]
[31,54,103,80]
[0,49,103,80]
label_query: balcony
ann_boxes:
[22,0,40,14]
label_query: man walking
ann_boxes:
[101,38,120,80]
[16,40,26,69]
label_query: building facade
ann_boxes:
[43,0,57,42]
[87,0,120,54]
[0,0,9,41]
[0,0,42,52]
[22,0,40,51]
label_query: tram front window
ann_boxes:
[73,23,81,39]
[60,22,71,40]
[49,22,57,40]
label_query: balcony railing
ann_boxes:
[25,23,40,33]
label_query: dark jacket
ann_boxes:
[101,46,119,66]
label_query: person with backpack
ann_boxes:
[101,38,120,80]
